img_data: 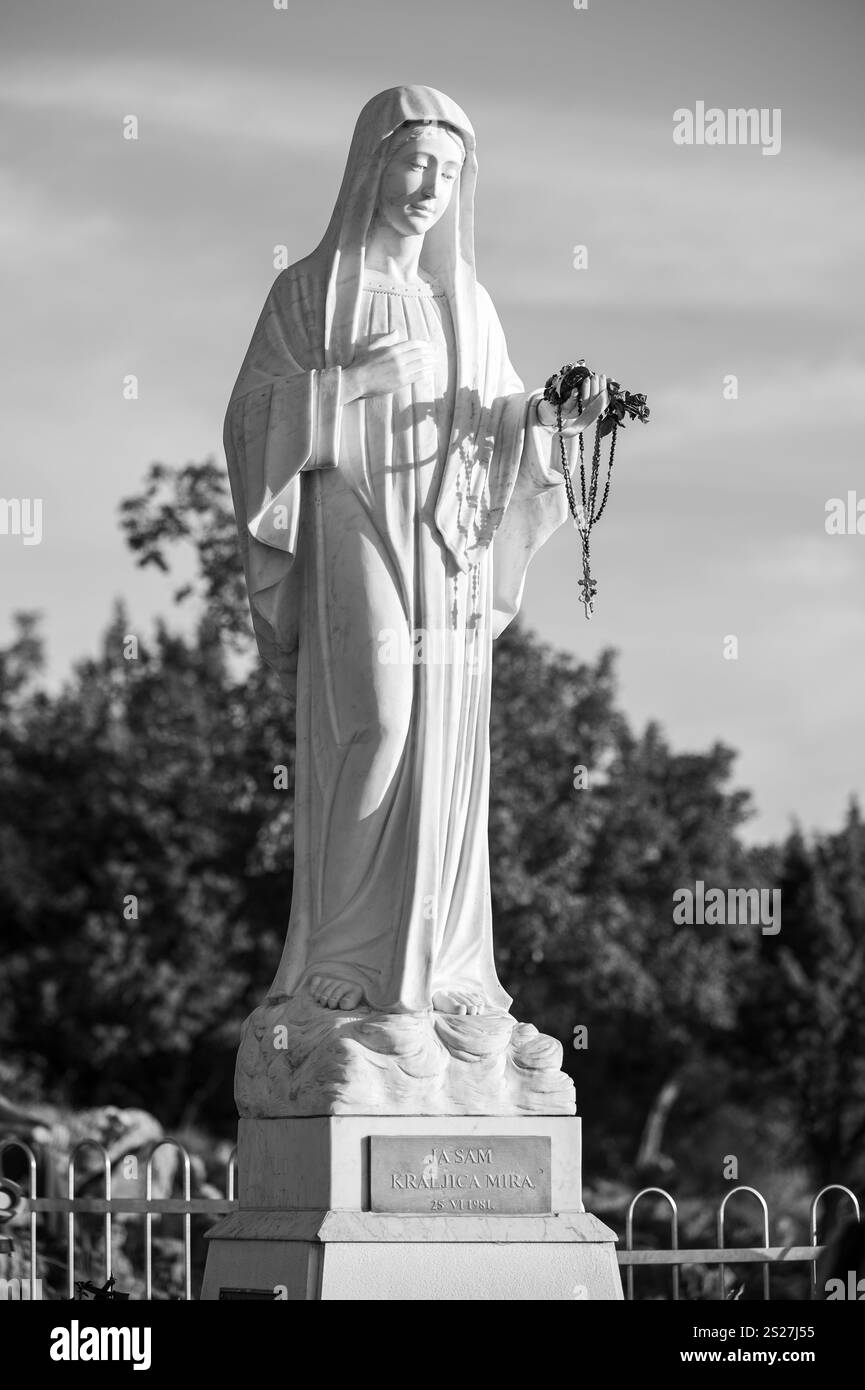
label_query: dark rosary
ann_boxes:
[543,361,650,618]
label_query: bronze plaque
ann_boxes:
[370,1135,551,1215]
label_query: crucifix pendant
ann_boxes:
[578,546,597,619]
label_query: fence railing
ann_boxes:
[0,1137,238,1300]
[620,1182,862,1300]
[1,1139,860,1300]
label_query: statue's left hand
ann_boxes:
[537,373,608,436]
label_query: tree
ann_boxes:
[3,457,857,1195]
[739,807,865,1186]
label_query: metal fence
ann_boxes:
[0,1137,237,1301]
[1,1139,860,1300]
[619,1183,862,1301]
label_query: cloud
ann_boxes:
[476,112,865,314]
[0,56,358,151]
[629,359,865,466]
[0,167,118,264]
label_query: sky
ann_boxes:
[0,0,863,844]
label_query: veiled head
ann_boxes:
[314,87,479,372]
[374,121,466,240]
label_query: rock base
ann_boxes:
[235,995,576,1116]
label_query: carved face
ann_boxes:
[375,126,463,239]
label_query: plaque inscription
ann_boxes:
[370,1135,551,1215]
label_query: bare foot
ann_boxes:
[432,988,486,1017]
[309,976,364,1010]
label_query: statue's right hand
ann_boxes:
[341,329,435,403]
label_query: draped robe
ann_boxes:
[224,86,570,1015]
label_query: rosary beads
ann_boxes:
[542,361,649,618]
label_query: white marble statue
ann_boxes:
[225,86,606,1114]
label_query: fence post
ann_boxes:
[67,1141,112,1298]
[145,1139,192,1301]
[0,1139,38,1300]
[226,1147,237,1202]
[717,1186,770,1301]
[625,1187,679,1301]
[809,1185,861,1301]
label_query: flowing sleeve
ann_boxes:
[473,285,570,639]
[224,270,341,692]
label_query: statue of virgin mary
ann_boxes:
[226,85,606,1115]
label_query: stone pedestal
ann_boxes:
[202,1116,622,1301]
